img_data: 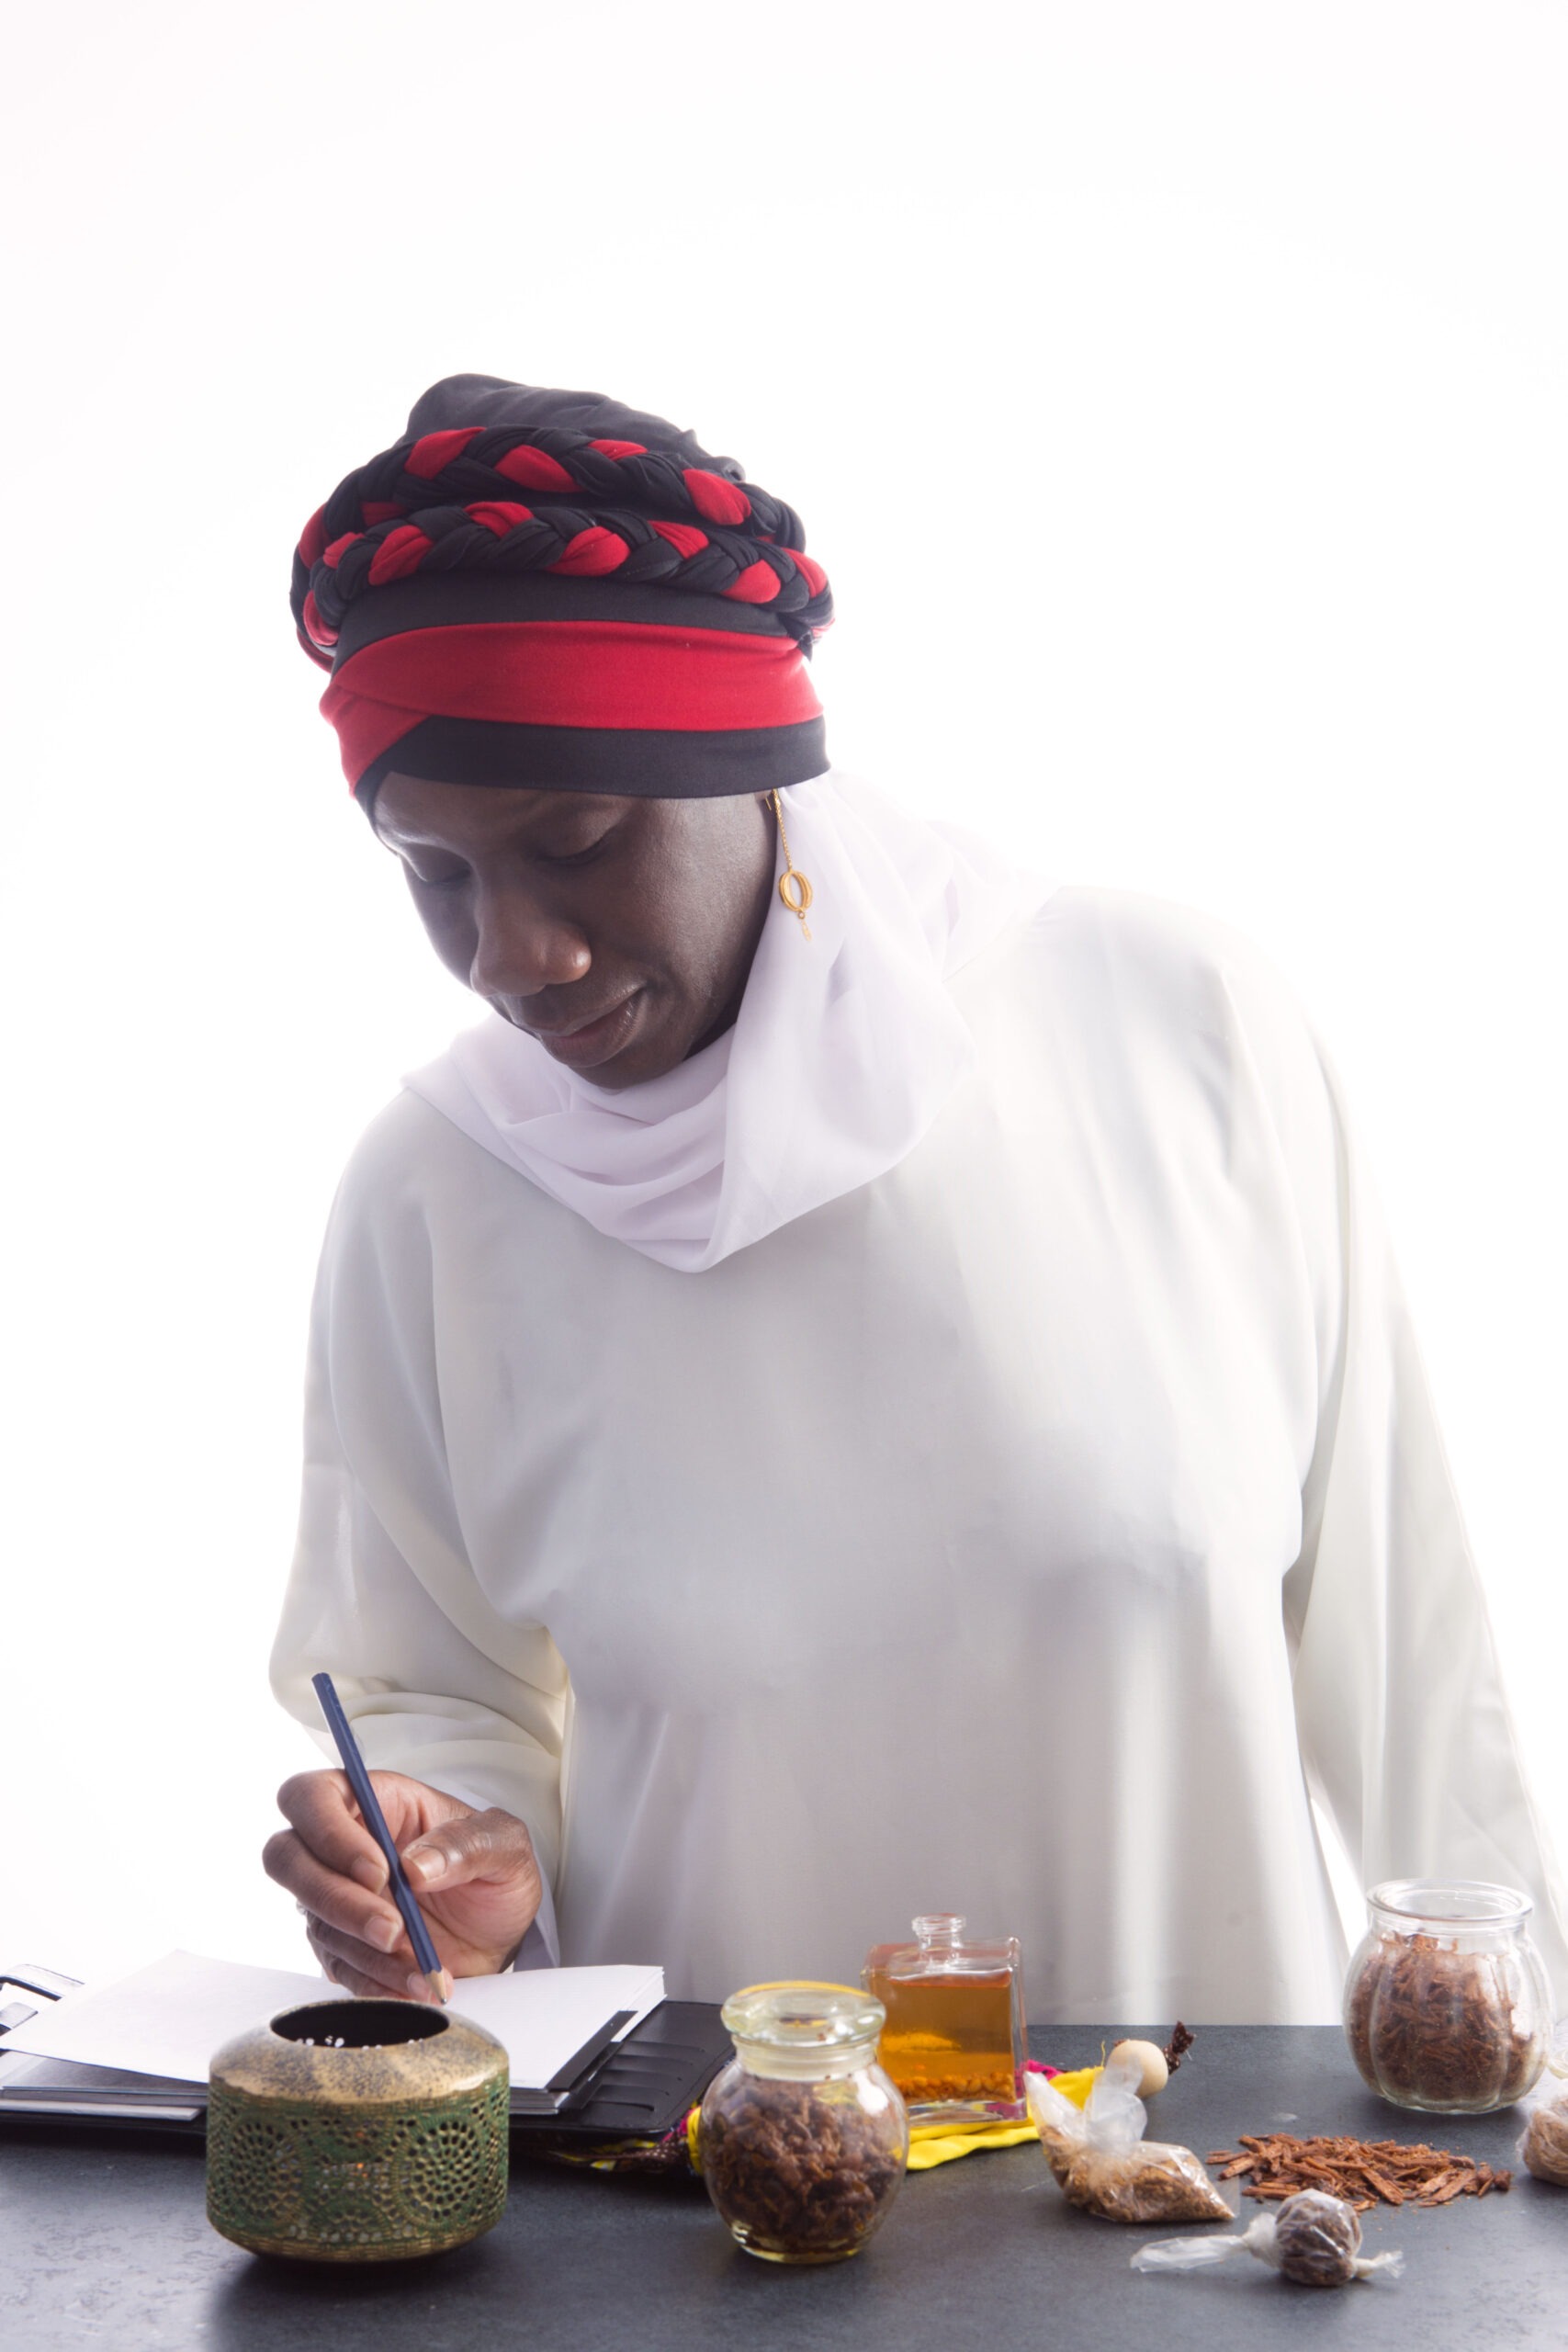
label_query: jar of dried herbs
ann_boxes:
[698,1983,908,2264]
[1344,1881,1551,2114]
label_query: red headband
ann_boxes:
[321,615,826,800]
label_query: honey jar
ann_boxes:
[863,1913,1026,2124]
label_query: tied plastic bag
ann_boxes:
[1025,2043,1232,2222]
[1517,2018,1568,2186]
[1133,2188,1404,2288]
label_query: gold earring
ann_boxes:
[771,789,813,941]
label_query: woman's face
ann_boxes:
[371,774,776,1090]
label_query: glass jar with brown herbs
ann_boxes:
[1344,1881,1551,2114]
[698,1984,908,2265]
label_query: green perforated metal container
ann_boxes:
[206,1996,509,2262]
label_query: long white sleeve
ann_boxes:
[269,1121,571,1917]
[1281,1042,1568,2007]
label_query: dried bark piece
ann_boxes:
[1206,2131,1510,2210]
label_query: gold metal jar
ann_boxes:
[206,1997,509,2261]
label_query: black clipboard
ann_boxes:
[0,1967,728,2144]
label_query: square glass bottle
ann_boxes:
[862,1914,1027,2124]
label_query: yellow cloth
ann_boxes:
[685,2108,1037,2177]
[901,2059,1106,2166]
[904,2120,1040,2170]
[1045,2064,1103,2109]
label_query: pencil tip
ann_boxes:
[427,1968,452,2005]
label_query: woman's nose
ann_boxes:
[468,881,592,998]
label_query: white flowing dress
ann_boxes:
[272,878,1567,2021]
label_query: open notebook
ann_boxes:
[0,1950,665,2121]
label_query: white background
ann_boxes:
[3,0,1563,1985]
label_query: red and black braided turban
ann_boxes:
[291,374,832,805]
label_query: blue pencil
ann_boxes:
[311,1670,449,2002]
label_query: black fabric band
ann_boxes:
[355,715,830,812]
[332,571,802,667]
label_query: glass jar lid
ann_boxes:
[721,1982,886,2078]
[1369,1880,1534,1929]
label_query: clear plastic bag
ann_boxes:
[1025,2043,1232,2222]
[1517,2018,1568,2186]
[1133,2188,1404,2287]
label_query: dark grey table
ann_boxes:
[2,2028,1562,2350]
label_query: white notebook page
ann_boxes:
[4,1949,664,2089]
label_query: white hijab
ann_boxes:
[403,771,1055,1272]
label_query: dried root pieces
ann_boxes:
[1207,2131,1512,2212]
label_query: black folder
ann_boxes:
[0,1966,728,2145]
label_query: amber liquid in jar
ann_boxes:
[861,1967,1016,2104]
[863,1915,1026,2119]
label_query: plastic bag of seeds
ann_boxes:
[1133,2188,1404,2286]
[1025,2044,1232,2222]
[1517,2021,1568,2186]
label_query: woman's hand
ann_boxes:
[263,1770,542,2001]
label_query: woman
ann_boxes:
[265,373,1566,2021]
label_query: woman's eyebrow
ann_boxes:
[372,796,626,852]
[371,823,452,858]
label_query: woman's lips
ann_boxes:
[527,989,643,1070]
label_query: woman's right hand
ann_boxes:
[262,1769,543,2000]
